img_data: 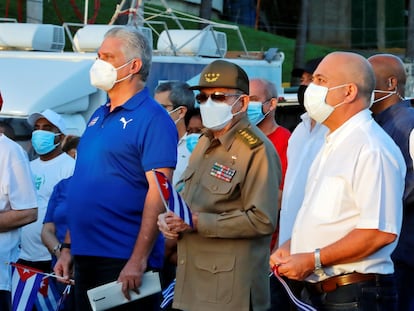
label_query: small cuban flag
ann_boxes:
[11,263,43,311]
[153,170,193,228]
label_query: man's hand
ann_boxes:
[117,259,147,300]
[271,252,314,281]
[157,211,192,239]
[53,248,74,284]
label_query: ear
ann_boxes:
[239,95,249,112]
[388,77,396,89]
[130,58,142,74]
[178,106,187,119]
[268,97,278,112]
[344,83,358,103]
[57,133,65,144]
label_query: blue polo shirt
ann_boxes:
[67,88,178,268]
[44,177,71,243]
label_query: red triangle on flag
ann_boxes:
[154,170,170,201]
[16,264,42,282]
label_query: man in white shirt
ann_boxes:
[271,52,406,311]
[18,109,75,273]
[0,134,37,310]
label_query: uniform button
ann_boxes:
[212,185,218,191]
[180,259,185,265]
[212,265,217,271]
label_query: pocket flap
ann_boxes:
[195,253,235,274]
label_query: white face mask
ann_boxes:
[304,83,348,123]
[371,88,398,105]
[89,59,133,91]
[168,106,182,124]
[200,96,240,131]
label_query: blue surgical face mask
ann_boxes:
[186,133,201,153]
[31,130,61,155]
[247,101,265,125]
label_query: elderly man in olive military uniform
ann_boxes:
[158,60,282,311]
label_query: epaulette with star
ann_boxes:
[236,127,263,149]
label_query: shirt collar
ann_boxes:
[105,87,150,112]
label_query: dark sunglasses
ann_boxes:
[195,92,241,104]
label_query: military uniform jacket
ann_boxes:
[173,117,281,311]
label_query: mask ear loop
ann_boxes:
[261,98,273,119]
[230,95,245,117]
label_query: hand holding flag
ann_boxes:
[153,170,193,228]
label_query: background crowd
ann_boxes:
[0,25,413,311]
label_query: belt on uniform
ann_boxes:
[305,272,376,294]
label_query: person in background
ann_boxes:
[279,56,325,248]
[275,57,327,311]
[248,78,291,311]
[291,57,325,110]
[61,135,80,159]
[158,60,281,311]
[184,107,203,153]
[54,27,178,311]
[248,78,290,244]
[18,109,75,274]
[41,135,80,310]
[0,121,16,140]
[271,51,406,311]
[368,53,414,311]
[154,81,195,186]
[154,82,195,311]
[0,133,38,311]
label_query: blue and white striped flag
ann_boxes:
[11,263,43,311]
[153,170,193,227]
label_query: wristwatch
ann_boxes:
[314,248,325,276]
[60,243,71,251]
[52,243,61,255]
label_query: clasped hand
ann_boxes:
[157,211,192,239]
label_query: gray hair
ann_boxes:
[154,81,195,109]
[104,26,152,82]
[252,78,278,99]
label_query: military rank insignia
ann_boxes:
[210,162,236,182]
[237,128,263,149]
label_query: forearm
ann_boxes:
[198,207,275,238]
[0,208,37,232]
[320,228,396,267]
[129,168,172,268]
[41,223,61,255]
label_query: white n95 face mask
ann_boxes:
[89,59,133,91]
[304,83,348,123]
[200,97,239,131]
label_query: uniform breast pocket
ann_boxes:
[201,176,234,197]
[311,176,348,221]
[195,253,235,304]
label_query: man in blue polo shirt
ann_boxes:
[54,27,178,311]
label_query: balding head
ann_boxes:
[308,52,376,131]
[317,52,375,106]
[368,53,406,98]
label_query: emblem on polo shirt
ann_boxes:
[210,162,236,182]
[88,116,99,127]
[120,117,133,129]
[204,73,220,83]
